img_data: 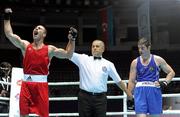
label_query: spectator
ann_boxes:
[0,62,12,113]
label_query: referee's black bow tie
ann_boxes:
[94,56,102,60]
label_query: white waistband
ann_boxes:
[136,81,156,87]
[24,74,47,82]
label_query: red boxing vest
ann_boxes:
[23,44,50,75]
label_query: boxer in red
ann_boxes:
[4,8,77,117]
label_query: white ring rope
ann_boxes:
[0,78,180,116]
[48,78,180,86]
[2,93,180,101]
[1,110,180,117]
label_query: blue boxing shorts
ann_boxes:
[134,82,162,115]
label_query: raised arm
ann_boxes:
[3,8,29,54]
[48,27,77,59]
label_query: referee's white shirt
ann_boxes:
[71,53,122,93]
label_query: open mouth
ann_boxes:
[34,31,38,35]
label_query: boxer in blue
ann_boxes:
[128,37,175,117]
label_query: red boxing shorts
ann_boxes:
[20,81,49,117]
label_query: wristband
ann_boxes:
[70,38,76,41]
[4,13,11,20]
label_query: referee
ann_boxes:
[70,40,132,117]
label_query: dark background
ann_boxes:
[0,0,180,115]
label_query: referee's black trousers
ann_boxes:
[78,89,107,117]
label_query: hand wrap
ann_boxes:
[4,8,12,20]
[127,99,135,110]
[159,81,168,89]
[69,27,77,41]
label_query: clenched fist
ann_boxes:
[68,27,78,41]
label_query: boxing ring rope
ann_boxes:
[0,78,180,116]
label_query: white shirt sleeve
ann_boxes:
[71,53,88,67]
[108,62,122,83]
[70,53,81,66]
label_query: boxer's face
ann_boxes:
[33,25,47,41]
[138,44,150,59]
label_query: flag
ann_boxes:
[97,6,114,48]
